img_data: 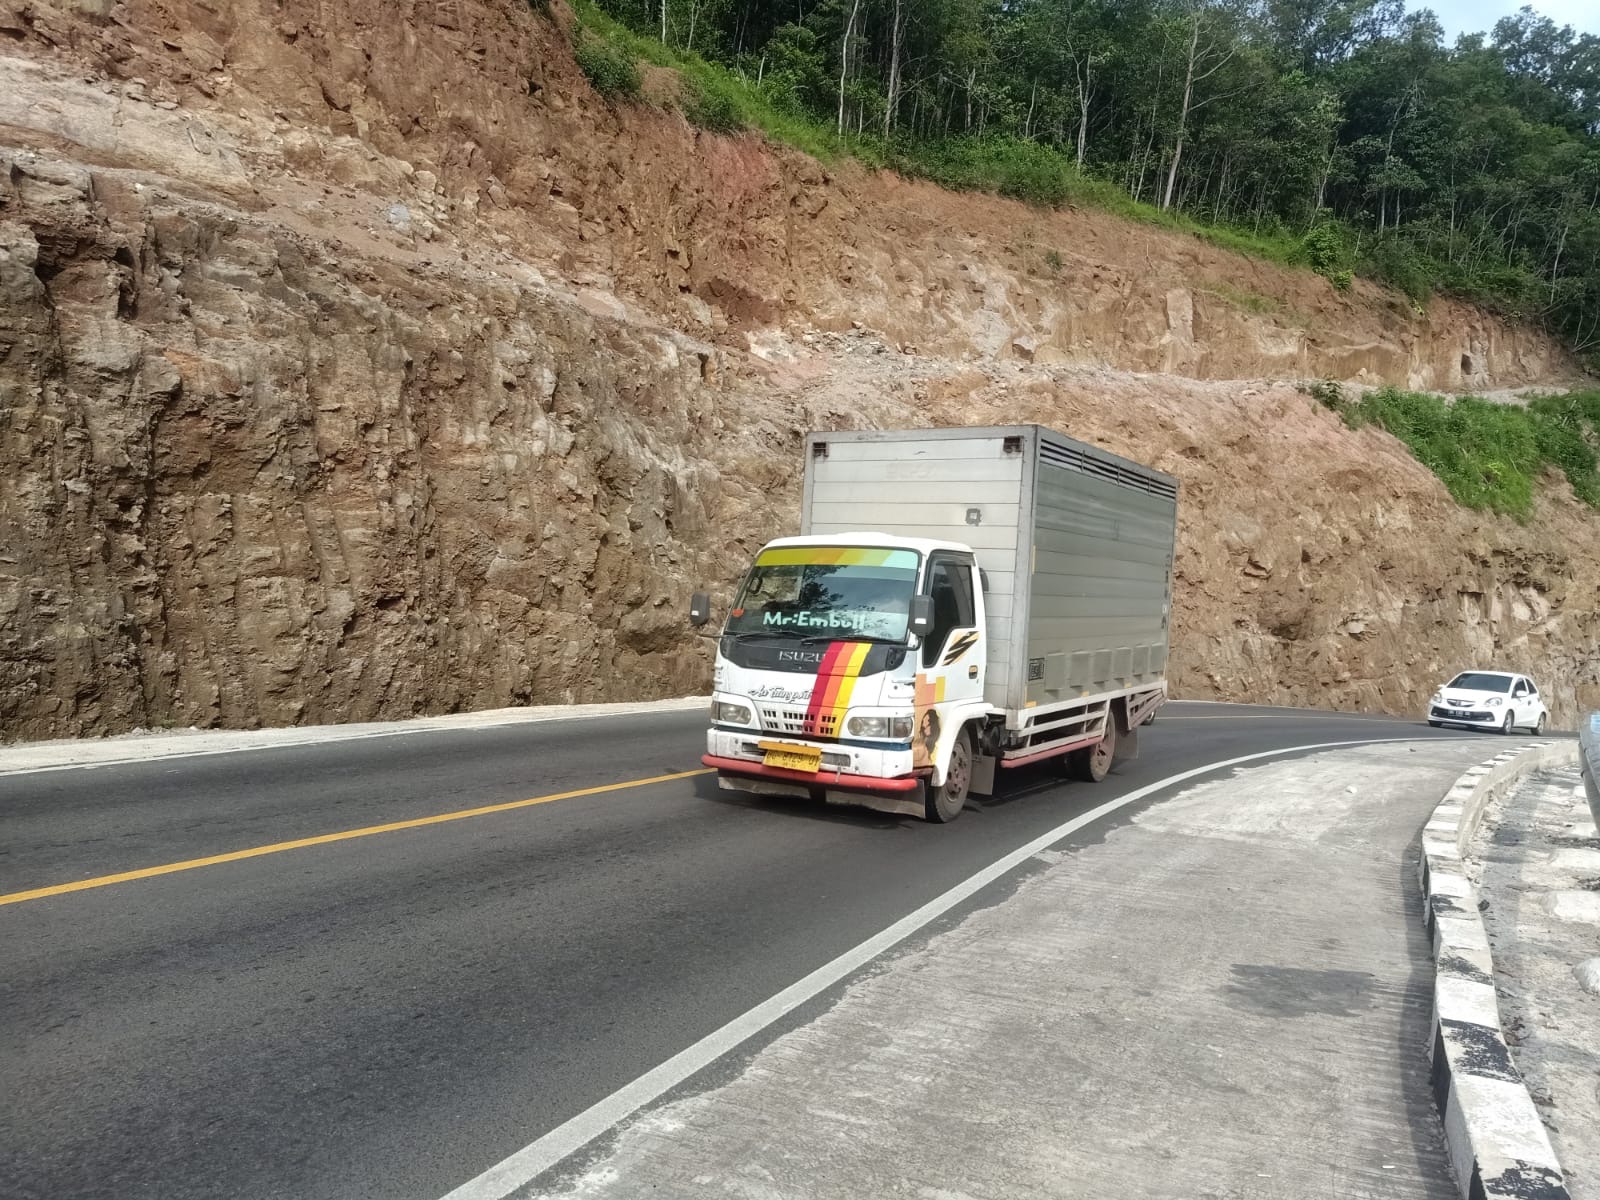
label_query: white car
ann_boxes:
[1427,670,1549,734]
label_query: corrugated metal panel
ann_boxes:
[1025,442,1176,707]
[804,430,1029,708]
[800,425,1177,715]
[1038,436,1180,501]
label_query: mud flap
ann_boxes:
[970,753,998,796]
[1113,727,1139,761]
[718,774,812,799]
[827,787,926,819]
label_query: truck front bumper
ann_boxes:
[702,754,924,794]
[703,728,920,796]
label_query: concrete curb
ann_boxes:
[1417,740,1579,1200]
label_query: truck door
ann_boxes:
[913,555,984,767]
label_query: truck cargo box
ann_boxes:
[801,426,1179,717]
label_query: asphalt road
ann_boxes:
[1,702,1492,1200]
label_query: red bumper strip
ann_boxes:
[702,754,923,793]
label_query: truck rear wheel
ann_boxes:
[925,728,972,823]
[1069,719,1117,783]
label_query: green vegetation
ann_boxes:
[1305,385,1600,517]
[570,1,854,155]
[682,73,744,132]
[563,0,1600,364]
[573,30,640,99]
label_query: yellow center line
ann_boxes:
[0,767,713,909]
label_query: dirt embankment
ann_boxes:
[1,0,1596,739]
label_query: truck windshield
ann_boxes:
[726,546,919,641]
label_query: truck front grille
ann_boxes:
[758,706,840,738]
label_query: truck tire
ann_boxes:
[1069,719,1117,783]
[925,728,972,823]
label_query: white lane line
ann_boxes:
[439,734,1439,1200]
[1161,714,1415,722]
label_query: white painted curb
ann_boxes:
[1417,740,1579,1200]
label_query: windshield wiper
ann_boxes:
[797,633,903,645]
[730,629,903,645]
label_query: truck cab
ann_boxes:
[697,532,990,821]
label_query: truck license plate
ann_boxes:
[761,743,822,772]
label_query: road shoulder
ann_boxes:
[516,740,1486,1199]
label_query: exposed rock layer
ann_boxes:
[1,0,1595,738]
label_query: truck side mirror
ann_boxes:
[689,592,712,628]
[908,595,935,639]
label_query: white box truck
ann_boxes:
[691,425,1179,822]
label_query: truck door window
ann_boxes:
[922,558,975,666]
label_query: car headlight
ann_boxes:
[1430,693,1442,705]
[1486,697,1503,707]
[713,701,753,725]
[846,713,915,739]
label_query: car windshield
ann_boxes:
[725,546,919,642]
[1448,672,1513,693]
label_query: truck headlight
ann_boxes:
[847,714,914,739]
[714,701,753,725]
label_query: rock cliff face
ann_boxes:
[2,150,728,734]
[1,0,1596,739]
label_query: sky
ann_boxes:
[1408,0,1600,40]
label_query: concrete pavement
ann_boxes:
[523,740,1498,1200]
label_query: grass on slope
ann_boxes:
[564,2,1309,274]
[1304,383,1600,519]
[565,6,1600,524]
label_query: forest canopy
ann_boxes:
[579,0,1600,361]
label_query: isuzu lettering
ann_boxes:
[690,425,1180,822]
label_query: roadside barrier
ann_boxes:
[1417,740,1577,1200]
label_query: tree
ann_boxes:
[584,0,1600,362]
[1159,0,1252,212]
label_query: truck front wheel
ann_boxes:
[925,728,972,823]
[1070,719,1117,783]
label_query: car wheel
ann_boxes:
[1534,712,1547,736]
[1427,720,1441,728]
[1501,712,1514,735]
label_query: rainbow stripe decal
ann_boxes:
[755,547,919,569]
[803,641,873,736]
